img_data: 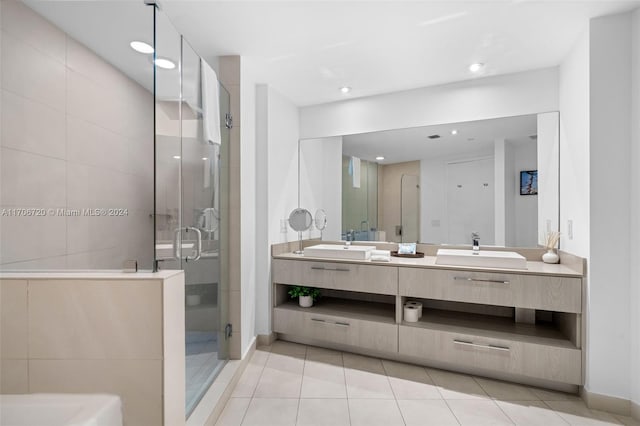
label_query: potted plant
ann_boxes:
[288,286,321,308]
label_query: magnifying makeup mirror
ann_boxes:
[289,208,313,254]
[315,209,327,239]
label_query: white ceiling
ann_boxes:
[26,1,640,107]
[342,114,537,164]
[161,0,640,106]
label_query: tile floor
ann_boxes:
[215,341,640,426]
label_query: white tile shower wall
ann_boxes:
[0,0,154,270]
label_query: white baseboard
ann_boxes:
[581,388,631,417]
[257,332,276,346]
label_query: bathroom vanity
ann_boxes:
[271,245,584,391]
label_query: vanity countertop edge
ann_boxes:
[272,252,584,278]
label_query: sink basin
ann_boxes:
[435,249,527,270]
[304,244,374,260]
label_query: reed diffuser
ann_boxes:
[542,231,560,264]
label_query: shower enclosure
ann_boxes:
[154,8,231,416]
[0,0,229,418]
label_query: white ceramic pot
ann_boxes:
[299,295,313,308]
[542,249,560,264]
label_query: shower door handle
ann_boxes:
[185,227,202,262]
[173,227,202,261]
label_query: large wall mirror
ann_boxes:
[298,112,559,248]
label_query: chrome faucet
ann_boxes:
[472,232,480,254]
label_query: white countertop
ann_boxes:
[0,269,184,280]
[273,252,583,277]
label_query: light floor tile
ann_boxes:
[253,367,303,398]
[383,360,441,399]
[545,400,623,425]
[348,399,405,426]
[397,399,460,426]
[231,363,264,398]
[426,368,489,400]
[475,377,541,401]
[447,399,514,425]
[241,398,298,426]
[496,400,568,426]
[215,398,250,426]
[343,353,386,374]
[296,398,350,426]
[301,358,347,398]
[345,368,395,399]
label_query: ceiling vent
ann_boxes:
[428,134,441,139]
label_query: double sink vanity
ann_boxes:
[271,242,585,392]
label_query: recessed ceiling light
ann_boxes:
[469,63,484,73]
[202,157,208,161]
[340,86,351,93]
[155,57,176,70]
[173,155,181,159]
[130,41,154,54]
[375,156,385,161]
[451,129,458,135]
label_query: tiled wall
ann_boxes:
[0,0,154,270]
[0,274,185,425]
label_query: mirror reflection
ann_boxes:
[299,112,559,248]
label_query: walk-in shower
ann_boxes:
[0,0,229,417]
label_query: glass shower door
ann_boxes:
[154,8,229,417]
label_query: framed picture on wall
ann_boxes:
[520,170,538,195]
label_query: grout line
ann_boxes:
[441,398,463,426]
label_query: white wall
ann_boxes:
[559,30,590,259]
[255,85,300,337]
[299,68,558,139]
[560,10,639,404]
[631,7,640,412]
[588,12,632,401]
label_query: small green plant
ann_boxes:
[288,285,321,301]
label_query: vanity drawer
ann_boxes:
[399,325,582,385]
[272,259,398,295]
[399,268,581,313]
[274,308,398,353]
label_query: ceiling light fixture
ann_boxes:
[173,155,181,159]
[155,57,176,70]
[130,41,154,54]
[451,129,458,135]
[340,86,351,94]
[375,156,385,161]
[469,62,484,73]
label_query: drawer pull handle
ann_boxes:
[334,321,350,327]
[454,276,510,285]
[453,339,511,352]
[311,266,350,272]
[311,318,326,323]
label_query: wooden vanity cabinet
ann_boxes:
[272,256,584,388]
